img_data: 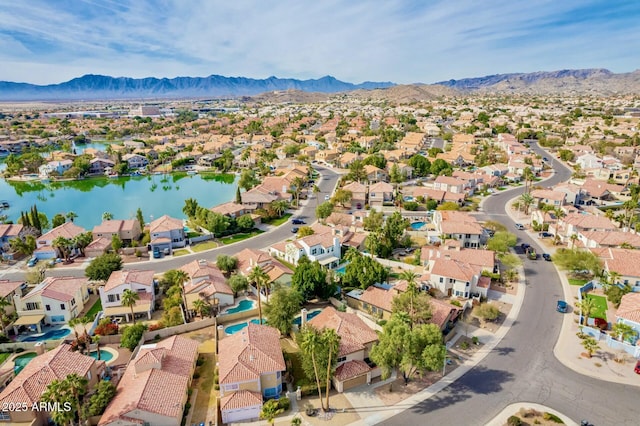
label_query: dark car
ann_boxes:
[635,360,640,374]
[292,218,306,225]
[152,248,161,259]
[557,300,568,313]
[542,253,552,261]
[521,243,530,250]
[291,227,299,233]
[538,232,553,238]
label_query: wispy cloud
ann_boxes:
[0,0,638,84]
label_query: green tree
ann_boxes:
[392,270,431,327]
[102,211,114,221]
[85,380,117,417]
[369,316,446,385]
[239,169,259,191]
[347,160,366,182]
[160,269,188,293]
[40,373,88,425]
[216,255,238,275]
[135,208,145,231]
[363,210,384,232]
[120,323,148,351]
[430,158,452,176]
[121,288,140,324]
[260,399,284,425]
[332,188,353,208]
[85,253,123,281]
[297,326,341,411]
[553,248,602,277]
[342,248,388,290]
[52,213,66,228]
[390,163,404,184]
[289,177,305,207]
[296,226,314,237]
[52,236,72,262]
[111,234,123,253]
[236,186,242,204]
[228,274,249,297]
[407,154,431,177]
[575,297,596,326]
[249,265,270,323]
[192,298,210,318]
[271,200,289,218]
[9,235,36,256]
[182,198,199,218]
[291,256,330,300]
[237,214,255,231]
[581,336,600,358]
[264,285,303,335]
[611,322,635,343]
[316,201,334,219]
[74,231,93,257]
[487,231,518,254]
[520,192,534,215]
[436,201,460,211]
[322,328,341,411]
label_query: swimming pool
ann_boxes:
[13,352,37,374]
[89,350,114,362]
[225,319,264,335]
[223,299,256,314]
[21,327,71,342]
[293,309,323,326]
[410,222,426,230]
[334,263,349,275]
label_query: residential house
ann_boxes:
[179,259,234,309]
[580,231,640,249]
[99,336,199,426]
[0,279,24,315]
[84,237,112,258]
[0,344,105,425]
[342,181,367,210]
[316,149,339,164]
[92,219,141,244]
[122,153,149,169]
[614,292,640,343]
[596,247,640,287]
[433,211,484,248]
[38,159,72,177]
[552,213,617,244]
[307,307,380,392]
[211,201,255,219]
[149,215,186,254]
[580,179,623,204]
[368,182,394,208]
[530,189,567,208]
[100,270,156,321]
[236,248,294,287]
[576,153,604,170]
[433,176,467,194]
[13,277,89,331]
[364,165,388,183]
[218,323,286,424]
[241,188,279,209]
[337,152,361,168]
[0,224,23,257]
[34,221,86,260]
[269,230,341,268]
[89,157,115,175]
[554,182,586,206]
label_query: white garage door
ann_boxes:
[223,406,261,424]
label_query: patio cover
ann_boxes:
[104,302,152,316]
[13,314,45,326]
[318,256,340,266]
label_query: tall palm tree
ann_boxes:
[271,200,289,218]
[192,298,209,318]
[399,270,419,327]
[300,326,324,411]
[172,270,190,319]
[290,176,305,207]
[249,266,269,324]
[323,328,341,412]
[519,192,535,215]
[41,379,76,426]
[52,236,71,261]
[102,211,114,221]
[65,373,89,424]
[0,297,10,328]
[569,233,579,249]
[121,289,140,324]
[65,211,78,222]
[552,206,566,245]
[575,297,596,326]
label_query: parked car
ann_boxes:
[527,248,537,260]
[521,243,530,250]
[292,218,306,225]
[291,227,299,233]
[27,257,38,267]
[515,223,525,230]
[163,247,170,255]
[635,360,640,374]
[324,195,330,201]
[539,232,553,238]
[152,248,161,259]
[542,253,552,261]
[557,300,568,313]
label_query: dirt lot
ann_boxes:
[468,301,512,333]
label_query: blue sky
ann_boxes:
[0,0,638,85]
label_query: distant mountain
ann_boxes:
[436,68,640,94]
[0,74,396,101]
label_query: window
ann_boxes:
[60,304,66,310]
[466,282,470,287]
[108,294,120,303]
[71,298,76,306]
[439,277,443,283]
[337,356,347,363]
[0,412,10,420]
[45,305,51,311]
[311,248,317,255]
[87,371,91,380]
[224,384,239,392]
[276,371,281,379]
[26,302,40,311]
[465,234,471,238]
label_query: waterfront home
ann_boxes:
[614,292,640,343]
[241,187,279,209]
[13,276,89,330]
[219,323,286,424]
[100,270,156,322]
[0,223,24,245]
[269,230,341,268]
[38,159,72,177]
[35,221,87,260]
[236,248,294,287]
[122,153,149,169]
[99,335,199,426]
[368,181,394,208]
[307,306,380,392]
[0,344,106,425]
[211,201,255,219]
[179,259,234,309]
[92,219,141,244]
[149,215,186,254]
[0,279,24,315]
[84,237,112,258]
[432,211,484,248]
[88,157,115,175]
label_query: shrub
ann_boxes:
[543,412,563,423]
[460,341,470,350]
[472,336,479,345]
[450,300,462,307]
[95,322,118,336]
[196,357,204,366]
[120,323,148,351]
[475,303,500,321]
[377,319,387,326]
[278,397,291,411]
[148,322,165,332]
[507,415,522,426]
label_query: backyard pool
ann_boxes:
[334,264,348,275]
[293,309,323,326]
[88,350,114,362]
[410,222,426,230]
[225,319,264,335]
[21,327,71,342]
[223,299,256,314]
[13,352,37,374]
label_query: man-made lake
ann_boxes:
[0,173,238,229]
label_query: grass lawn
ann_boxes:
[0,353,11,366]
[186,231,202,238]
[84,299,102,321]
[172,249,190,256]
[185,331,217,424]
[262,213,292,227]
[586,294,608,320]
[191,241,219,252]
[281,338,306,386]
[221,229,265,244]
[568,278,589,286]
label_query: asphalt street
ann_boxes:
[385,144,639,426]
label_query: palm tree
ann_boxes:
[52,236,71,261]
[121,289,140,324]
[575,297,596,326]
[73,231,93,257]
[313,184,321,207]
[519,192,535,215]
[249,266,270,324]
[607,270,621,288]
[66,211,78,222]
[102,211,114,221]
[271,200,289,218]
[569,233,579,249]
[604,208,615,222]
[290,176,305,207]
[92,334,101,360]
[522,167,535,193]
[323,328,341,412]
[581,337,600,358]
[172,270,190,319]
[68,317,82,341]
[552,206,565,245]
[399,270,419,327]
[65,373,89,424]
[0,297,10,328]
[611,322,634,343]
[300,326,324,410]
[192,298,209,318]
[41,379,76,426]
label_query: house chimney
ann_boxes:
[301,308,308,327]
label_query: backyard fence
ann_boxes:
[605,335,640,358]
[190,234,214,244]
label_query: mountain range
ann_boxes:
[1,68,640,101]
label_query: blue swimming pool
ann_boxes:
[293,309,323,326]
[225,319,264,335]
[88,350,114,362]
[224,299,255,314]
[21,327,71,342]
[13,352,37,374]
[410,222,426,230]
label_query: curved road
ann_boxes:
[0,165,341,281]
[385,145,638,426]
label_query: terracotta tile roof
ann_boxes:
[342,181,367,194]
[429,298,460,329]
[334,360,371,381]
[85,236,111,250]
[0,279,23,298]
[562,213,617,231]
[431,259,481,282]
[308,306,378,357]
[0,223,23,239]
[99,336,198,425]
[104,269,155,293]
[149,215,183,234]
[581,230,640,248]
[604,249,640,278]
[211,202,251,216]
[421,246,495,269]
[0,344,100,407]
[530,189,566,202]
[25,276,87,302]
[218,323,285,385]
[369,181,393,192]
[220,390,263,411]
[616,292,640,323]
[359,286,394,314]
[236,248,292,281]
[39,221,86,242]
[92,219,139,235]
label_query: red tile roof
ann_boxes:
[359,286,394,314]
[220,390,263,411]
[616,292,640,323]
[334,360,371,381]
[308,307,378,357]
[104,269,155,292]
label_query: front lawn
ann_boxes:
[586,294,608,320]
[262,213,292,226]
[191,241,219,252]
[568,278,589,286]
[172,249,190,256]
[221,229,264,244]
[0,353,11,366]
[84,299,102,321]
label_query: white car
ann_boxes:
[515,223,525,230]
[324,195,330,201]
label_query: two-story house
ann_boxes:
[180,259,234,309]
[307,307,380,392]
[269,231,341,268]
[551,213,617,244]
[0,279,24,316]
[89,157,115,175]
[530,189,567,208]
[211,201,256,219]
[149,215,186,254]
[364,165,388,183]
[13,277,89,332]
[219,323,286,424]
[236,248,294,288]
[595,247,640,287]
[433,176,468,194]
[99,270,156,322]
[99,336,199,426]
[342,181,367,210]
[92,219,141,245]
[0,223,23,246]
[368,182,394,208]
[34,221,86,260]
[433,211,484,248]
[0,344,106,425]
[122,153,149,169]
[38,159,72,177]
